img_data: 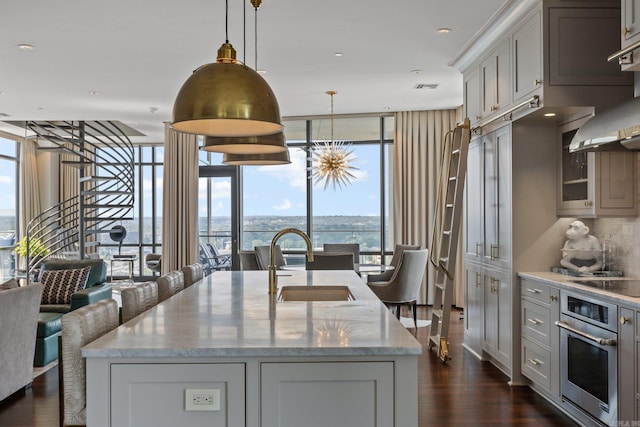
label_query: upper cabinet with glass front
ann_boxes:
[557,118,637,217]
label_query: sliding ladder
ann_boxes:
[427,118,471,362]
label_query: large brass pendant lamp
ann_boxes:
[171,0,284,145]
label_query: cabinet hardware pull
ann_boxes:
[533,79,541,86]
[526,288,541,294]
[475,272,481,287]
[620,316,631,325]
[527,318,542,325]
[527,358,542,366]
[555,321,617,346]
[490,244,498,260]
[550,295,558,302]
[475,242,482,257]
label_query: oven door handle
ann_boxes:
[555,321,617,346]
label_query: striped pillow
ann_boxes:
[40,266,91,304]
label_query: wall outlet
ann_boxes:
[185,388,221,411]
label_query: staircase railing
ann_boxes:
[24,120,134,279]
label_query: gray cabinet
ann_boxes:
[512,8,543,103]
[520,277,560,397]
[618,306,636,423]
[260,362,395,427]
[463,127,512,269]
[463,261,484,354]
[557,118,637,218]
[481,39,511,118]
[620,0,640,71]
[483,267,512,368]
[464,69,481,125]
[482,126,512,270]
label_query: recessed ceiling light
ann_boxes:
[544,112,556,117]
[257,69,267,74]
[436,28,452,34]
[0,91,5,95]
[411,69,423,75]
[334,52,343,57]
[89,91,100,96]
[17,43,35,50]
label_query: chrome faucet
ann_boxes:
[268,228,314,295]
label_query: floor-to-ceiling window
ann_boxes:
[237,114,394,264]
[95,145,163,279]
[0,135,19,280]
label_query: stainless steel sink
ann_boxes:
[278,285,355,302]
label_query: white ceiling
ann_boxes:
[0,0,507,142]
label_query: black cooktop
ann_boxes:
[570,279,640,297]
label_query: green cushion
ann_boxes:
[34,333,60,367]
[37,312,63,338]
[40,258,106,288]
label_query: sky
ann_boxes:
[200,144,384,218]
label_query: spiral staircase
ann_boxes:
[23,120,135,279]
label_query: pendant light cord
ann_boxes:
[225,0,229,43]
[254,6,258,70]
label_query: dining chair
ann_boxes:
[199,242,231,275]
[239,250,261,270]
[367,244,421,283]
[367,249,428,328]
[144,253,162,274]
[182,263,204,287]
[120,281,159,324]
[323,243,360,265]
[254,245,286,270]
[157,270,185,303]
[306,252,354,270]
[59,298,119,427]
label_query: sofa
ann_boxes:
[0,282,43,401]
[34,258,112,366]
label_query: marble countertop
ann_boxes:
[519,271,640,307]
[82,270,422,358]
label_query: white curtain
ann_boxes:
[161,123,199,274]
[19,137,41,238]
[392,109,464,306]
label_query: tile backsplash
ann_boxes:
[594,218,640,277]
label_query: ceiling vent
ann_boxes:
[414,83,438,90]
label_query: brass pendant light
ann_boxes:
[210,0,289,164]
[222,136,291,165]
[171,0,284,142]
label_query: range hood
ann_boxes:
[569,95,640,152]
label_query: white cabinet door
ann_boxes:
[464,68,481,125]
[512,9,542,102]
[261,362,395,427]
[483,126,512,270]
[483,268,512,369]
[481,39,511,118]
[463,261,484,354]
[110,363,246,427]
[623,0,640,42]
[464,137,483,260]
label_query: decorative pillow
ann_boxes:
[40,266,91,304]
[0,278,18,291]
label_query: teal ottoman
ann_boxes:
[34,312,63,367]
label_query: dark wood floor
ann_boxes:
[0,306,577,426]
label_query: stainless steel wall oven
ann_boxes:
[556,291,618,426]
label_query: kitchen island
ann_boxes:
[83,270,422,427]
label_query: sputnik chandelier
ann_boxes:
[310,91,358,190]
